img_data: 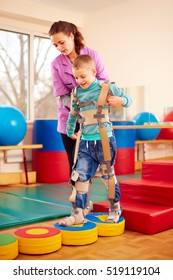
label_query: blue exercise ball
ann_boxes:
[133,112,160,140]
[0,106,27,145]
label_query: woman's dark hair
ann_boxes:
[49,21,85,55]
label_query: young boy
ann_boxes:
[59,54,132,226]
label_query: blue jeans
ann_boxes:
[73,136,120,208]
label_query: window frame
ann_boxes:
[0,23,52,122]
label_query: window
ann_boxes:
[0,28,58,120]
[33,35,59,119]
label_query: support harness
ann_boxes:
[70,81,115,203]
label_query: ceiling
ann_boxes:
[30,0,126,14]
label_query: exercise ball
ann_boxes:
[157,110,173,139]
[133,112,160,140]
[0,106,27,145]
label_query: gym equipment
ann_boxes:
[157,110,173,139]
[93,160,173,234]
[0,179,107,229]
[113,121,136,175]
[54,221,98,245]
[32,119,69,183]
[86,212,125,236]
[15,226,62,254]
[0,106,27,145]
[133,112,160,140]
[0,233,18,260]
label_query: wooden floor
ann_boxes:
[1,174,173,260]
[1,217,173,260]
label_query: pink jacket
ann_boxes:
[51,47,109,134]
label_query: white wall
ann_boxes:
[0,0,83,33]
[83,0,173,120]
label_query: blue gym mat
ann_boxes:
[0,178,108,229]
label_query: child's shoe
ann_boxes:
[106,201,122,223]
[106,208,122,223]
[59,207,85,226]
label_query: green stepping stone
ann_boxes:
[0,234,17,246]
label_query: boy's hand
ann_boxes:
[70,132,78,140]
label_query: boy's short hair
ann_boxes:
[73,54,96,70]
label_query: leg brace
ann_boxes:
[100,164,117,210]
[69,170,91,209]
[59,170,91,227]
[100,164,122,222]
[100,164,116,198]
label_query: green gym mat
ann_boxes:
[0,178,107,229]
[0,174,140,229]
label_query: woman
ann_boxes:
[49,20,109,177]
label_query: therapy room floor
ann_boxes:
[1,216,173,260]
[0,174,173,260]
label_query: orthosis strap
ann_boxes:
[97,82,109,107]
[99,126,111,163]
[96,82,112,172]
[108,177,115,200]
[73,129,82,166]
[80,108,109,126]
[69,186,77,203]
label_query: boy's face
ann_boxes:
[73,67,96,89]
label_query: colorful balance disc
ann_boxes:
[0,233,18,260]
[86,212,125,236]
[14,226,62,254]
[54,221,98,245]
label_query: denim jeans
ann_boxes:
[73,136,121,208]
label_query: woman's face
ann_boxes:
[50,32,75,56]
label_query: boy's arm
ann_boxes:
[108,82,132,108]
[66,99,78,137]
[66,113,78,137]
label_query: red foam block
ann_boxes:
[93,200,173,235]
[32,150,70,183]
[142,160,173,181]
[121,200,173,235]
[114,148,135,175]
[119,178,173,206]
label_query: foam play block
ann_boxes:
[93,200,109,212]
[54,221,98,245]
[32,151,69,183]
[114,148,135,175]
[142,160,173,181]
[119,178,173,206]
[94,160,173,235]
[0,234,18,260]
[93,200,173,235]
[120,200,173,235]
[86,212,125,236]
[15,226,62,254]
[32,119,65,151]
